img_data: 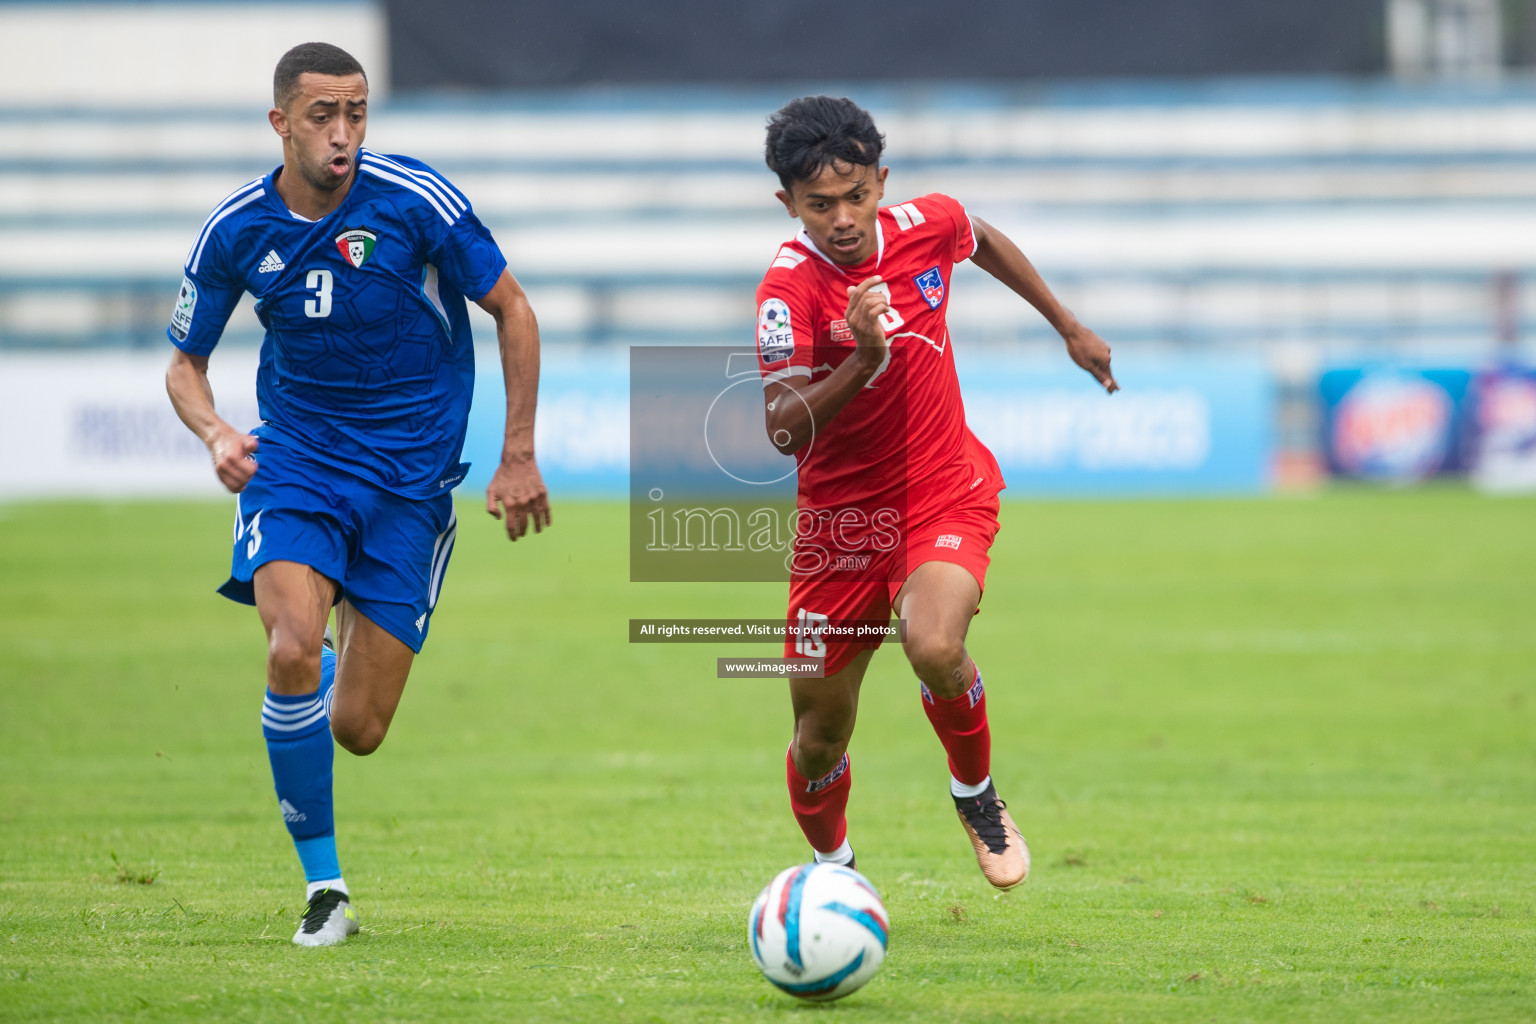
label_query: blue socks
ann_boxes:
[293,836,341,891]
[262,643,344,894]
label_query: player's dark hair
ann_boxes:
[765,96,885,190]
[274,42,367,109]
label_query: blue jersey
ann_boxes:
[169,149,507,498]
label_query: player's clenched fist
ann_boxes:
[845,277,892,356]
[208,429,259,493]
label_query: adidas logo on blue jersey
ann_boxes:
[257,250,285,273]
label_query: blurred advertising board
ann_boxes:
[0,350,260,499]
[0,347,629,500]
[463,347,629,496]
[3,348,1270,501]
[1469,366,1536,493]
[470,347,1271,501]
[956,351,1273,496]
[1320,366,1475,484]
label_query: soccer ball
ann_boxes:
[747,862,889,1001]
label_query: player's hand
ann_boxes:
[208,429,258,493]
[1063,322,1119,394]
[486,455,552,542]
[845,277,891,365]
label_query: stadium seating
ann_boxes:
[2,80,1535,353]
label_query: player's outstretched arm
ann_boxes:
[970,217,1119,394]
[165,348,258,493]
[763,277,891,455]
[477,270,551,542]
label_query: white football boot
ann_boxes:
[292,887,359,946]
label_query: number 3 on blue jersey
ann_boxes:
[304,269,333,318]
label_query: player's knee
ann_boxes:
[332,714,387,756]
[903,632,966,689]
[793,721,852,778]
[266,633,321,693]
[343,731,386,757]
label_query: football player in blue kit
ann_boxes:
[165,42,550,946]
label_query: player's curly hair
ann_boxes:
[274,42,367,109]
[765,96,885,190]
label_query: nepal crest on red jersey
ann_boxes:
[913,266,945,310]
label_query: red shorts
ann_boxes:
[782,489,1001,675]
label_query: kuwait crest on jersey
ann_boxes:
[334,228,378,268]
[914,266,945,310]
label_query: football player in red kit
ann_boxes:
[756,96,1117,889]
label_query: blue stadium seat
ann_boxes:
[2,82,1535,352]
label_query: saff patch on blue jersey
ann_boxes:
[913,267,945,310]
[169,276,197,341]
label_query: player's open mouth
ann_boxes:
[329,155,350,174]
[831,235,861,251]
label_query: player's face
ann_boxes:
[270,72,369,193]
[777,163,888,265]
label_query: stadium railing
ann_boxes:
[2,81,1535,355]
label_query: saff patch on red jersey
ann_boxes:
[758,297,794,363]
[914,266,945,310]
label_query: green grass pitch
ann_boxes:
[1,492,1533,1022]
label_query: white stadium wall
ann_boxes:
[5,89,1536,352]
[0,1,387,108]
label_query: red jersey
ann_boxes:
[755,193,1004,524]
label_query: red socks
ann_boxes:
[785,662,989,853]
[920,662,992,785]
[785,748,851,854]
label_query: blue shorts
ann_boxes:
[218,439,458,653]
